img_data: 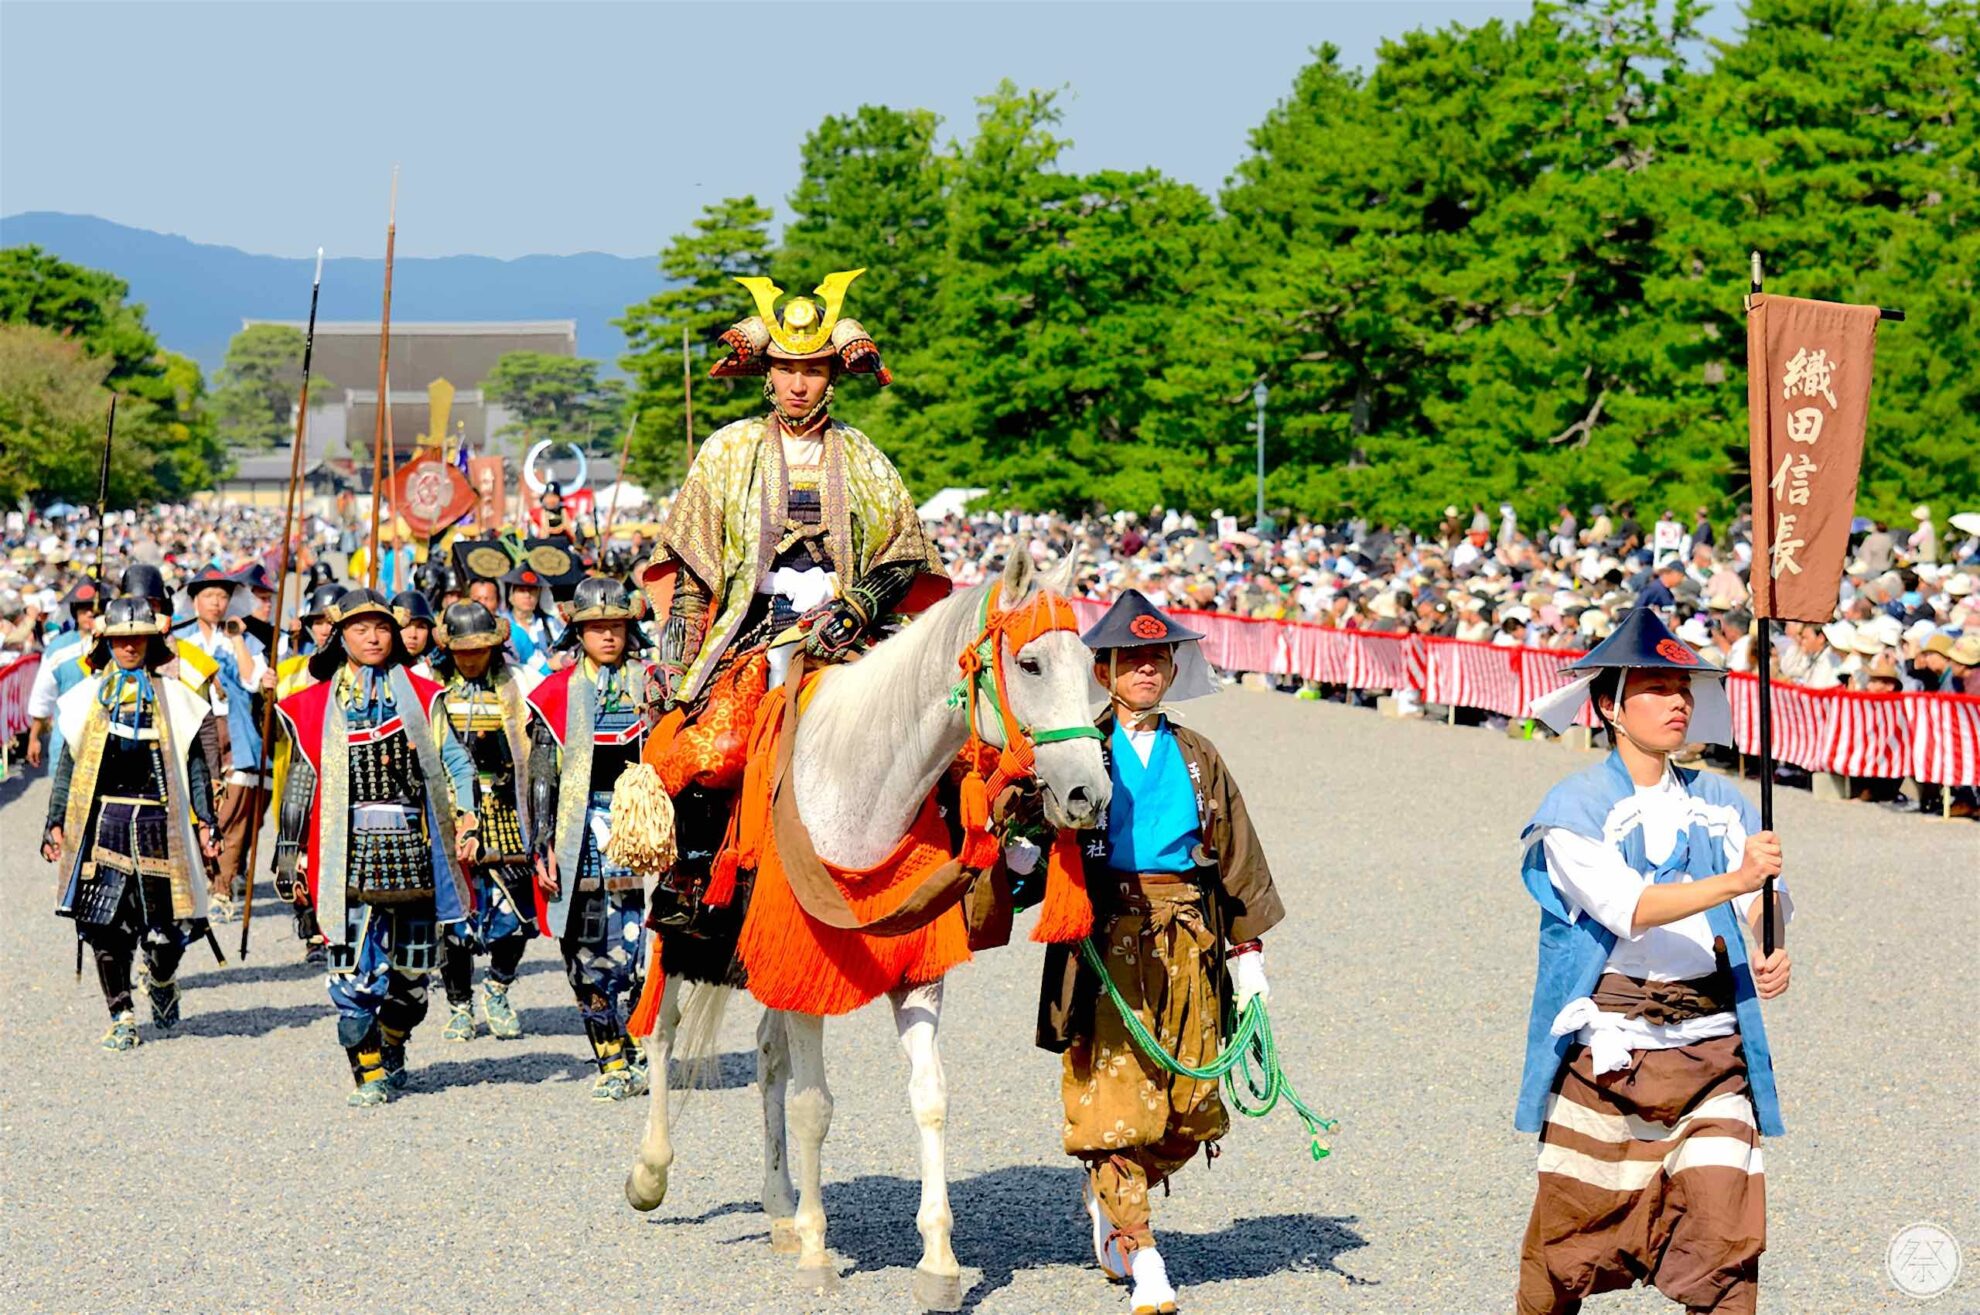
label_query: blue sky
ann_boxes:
[1,1,1741,261]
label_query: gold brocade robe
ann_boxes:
[53,673,216,922]
[660,416,943,703]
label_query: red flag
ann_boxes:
[387,451,477,538]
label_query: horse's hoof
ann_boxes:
[769,1217,801,1255]
[795,1263,839,1294]
[911,1267,963,1312]
[624,1162,668,1212]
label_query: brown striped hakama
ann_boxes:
[1517,1033,1765,1315]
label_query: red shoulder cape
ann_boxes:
[524,662,577,744]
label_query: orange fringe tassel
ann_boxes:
[736,793,973,1016]
[1030,829,1093,943]
[625,936,667,1038]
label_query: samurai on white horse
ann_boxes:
[623,548,1107,1311]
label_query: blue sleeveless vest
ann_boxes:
[1514,752,1782,1136]
[1105,719,1202,874]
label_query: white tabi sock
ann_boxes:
[1129,1246,1176,1310]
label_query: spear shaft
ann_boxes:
[682,325,695,467]
[239,248,323,959]
[94,394,117,584]
[368,168,399,588]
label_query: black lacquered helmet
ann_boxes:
[436,600,510,652]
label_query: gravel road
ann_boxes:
[2,689,1973,1314]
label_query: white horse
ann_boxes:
[625,548,1108,1310]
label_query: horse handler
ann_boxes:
[1036,589,1283,1315]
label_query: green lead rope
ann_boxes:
[1078,936,1339,1162]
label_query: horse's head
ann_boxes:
[987,546,1110,832]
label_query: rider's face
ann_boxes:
[768,359,833,417]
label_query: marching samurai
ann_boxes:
[432,601,538,1043]
[272,582,344,962]
[525,576,658,1101]
[274,588,480,1107]
[42,595,222,1050]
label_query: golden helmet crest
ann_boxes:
[734,269,863,356]
[710,268,892,385]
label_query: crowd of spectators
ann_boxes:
[927,500,1980,698]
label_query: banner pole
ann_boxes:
[1749,251,1779,958]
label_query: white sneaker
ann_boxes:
[1084,1177,1128,1281]
[1129,1246,1177,1314]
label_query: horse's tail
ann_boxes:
[669,980,735,1122]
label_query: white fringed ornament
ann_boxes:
[605,761,677,872]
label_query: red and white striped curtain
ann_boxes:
[1421,639,1525,717]
[1057,596,1979,785]
[1909,694,1980,787]
[0,653,42,739]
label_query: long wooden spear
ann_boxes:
[383,370,401,580]
[239,248,323,958]
[367,168,399,588]
[601,408,640,540]
[94,393,117,585]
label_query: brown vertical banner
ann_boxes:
[1745,293,1882,622]
[468,456,506,530]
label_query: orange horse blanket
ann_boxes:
[737,788,974,1017]
[629,662,1093,1028]
[716,674,970,1016]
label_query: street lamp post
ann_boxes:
[1252,380,1268,529]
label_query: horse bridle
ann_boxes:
[955,583,1105,758]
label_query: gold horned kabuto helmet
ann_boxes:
[709,269,891,385]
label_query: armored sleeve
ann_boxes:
[46,742,75,834]
[185,715,218,828]
[275,755,316,881]
[527,721,560,859]
[845,559,923,628]
[658,570,713,682]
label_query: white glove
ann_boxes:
[1004,835,1041,876]
[1231,947,1269,1012]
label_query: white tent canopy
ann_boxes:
[592,480,652,512]
[918,487,988,521]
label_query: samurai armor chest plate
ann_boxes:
[588,707,643,793]
[348,724,426,806]
[346,802,434,905]
[89,797,173,881]
[97,732,168,800]
[476,784,527,864]
[771,478,833,574]
[467,726,514,775]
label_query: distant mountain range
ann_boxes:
[0,212,660,372]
